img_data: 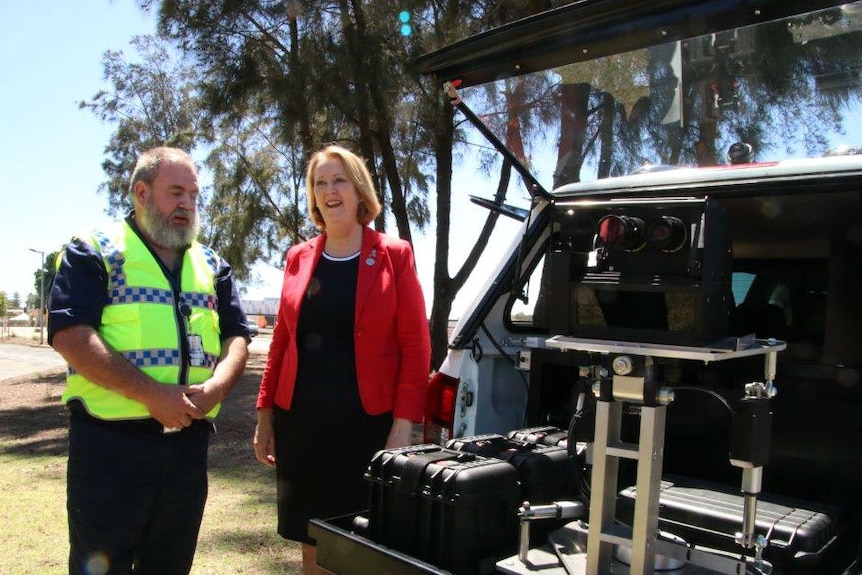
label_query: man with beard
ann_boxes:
[48,147,250,575]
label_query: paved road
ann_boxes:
[0,342,67,382]
[0,335,271,383]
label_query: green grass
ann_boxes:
[0,452,301,575]
[0,452,68,573]
[0,359,303,575]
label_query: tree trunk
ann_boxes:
[554,82,591,188]
[597,92,615,179]
[696,121,719,167]
[338,0,384,230]
[429,101,456,370]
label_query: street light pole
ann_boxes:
[28,248,45,345]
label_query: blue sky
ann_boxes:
[0,1,470,311]
[0,1,159,303]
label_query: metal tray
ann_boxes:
[310,512,452,575]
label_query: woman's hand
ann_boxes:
[385,418,415,449]
[254,408,276,466]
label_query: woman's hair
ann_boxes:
[128,147,195,201]
[305,145,382,230]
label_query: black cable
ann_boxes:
[566,382,592,500]
[480,323,514,365]
[469,337,483,363]
[672,386,734,414]
[562,384,735,502]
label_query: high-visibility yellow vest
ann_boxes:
[61,220,223,420]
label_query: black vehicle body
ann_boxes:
[312,1,862,574]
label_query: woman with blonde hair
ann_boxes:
[254,145,431,574]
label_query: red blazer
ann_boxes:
[256,227,431,421]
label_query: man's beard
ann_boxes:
[138,196,199,249]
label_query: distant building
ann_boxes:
[6,309,31,326]
[241,297,279,328]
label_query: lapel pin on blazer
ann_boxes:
[365,248,377,267]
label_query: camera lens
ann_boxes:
[597,215,645,251]
[646,216,686,252]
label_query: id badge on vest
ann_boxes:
[188,333,206,367]
[179,300,206,367]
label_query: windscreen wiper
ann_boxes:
[445,81,552,201]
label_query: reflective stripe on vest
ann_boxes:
[62,221,223,421]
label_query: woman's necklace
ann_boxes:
[324,228,362,258]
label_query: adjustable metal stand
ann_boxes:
[500,335,786,575]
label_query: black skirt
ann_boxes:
[273,404,392,544]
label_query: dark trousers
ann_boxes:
[274,405,392,544]
[66,414,210,575]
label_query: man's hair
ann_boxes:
[305,145,382,230]
[128,147,195,202]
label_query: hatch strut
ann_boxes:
[444,81,551,201]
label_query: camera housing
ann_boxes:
[546,197,732,346]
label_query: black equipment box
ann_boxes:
[617,479,841,574]
[365,444,521,575]
[547,197,733,346]
[506,425,569,449]
[446,433,573,504]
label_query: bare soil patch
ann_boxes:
[0,349,268,465]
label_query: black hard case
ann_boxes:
[617,479,841,574]
[446,433,573,504]
[365,444,521,575]
[506,425,569,449]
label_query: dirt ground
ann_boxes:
[0,337,268,466]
